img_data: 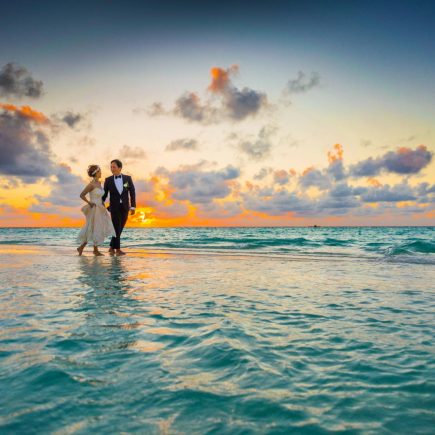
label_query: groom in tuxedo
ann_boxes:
[102,159,136,255]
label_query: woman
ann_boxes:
[76,165,116,256]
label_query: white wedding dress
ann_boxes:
[76,187,116,246]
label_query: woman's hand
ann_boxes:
[89,202,96,208]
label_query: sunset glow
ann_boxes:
[0,1,434,227]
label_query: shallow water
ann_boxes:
[0,243,434,434]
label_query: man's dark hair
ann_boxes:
[111,159,122,168]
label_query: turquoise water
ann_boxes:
[0,226,434,264]
[0,227,434,433]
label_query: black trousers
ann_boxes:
[110,207,129,249]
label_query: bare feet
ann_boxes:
[77,244,86,256]
[93,250,104,256]
[108,248,115,256]
[116,249,126,256]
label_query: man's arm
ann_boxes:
[129,176,136,210]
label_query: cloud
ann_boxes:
[196,199,243,219]
[253,167,273,180]
[0,107,55,181]
[236,125,277,160]
[236,142,435,218]
[328,182,367,198]
[155,163,240,204]
[418,182,435,195]
[119,144,147,160]
[317,195,361,215]
[208,65,239,93]
[299,167,331,190]
[327,143,343,163]
[361,183,417,203]
[0,62,44,99]
[283,71,321,102]
[0,104,88,218]
[350,145,433,176]
[325,144,346,181]
[241,178,435,218]
[134,178,154,193]
[207,65,268,121]
[32,163,84,212]
[243,189,316,216]
[0,103,48,123]
[147,65,268,124]
[416,182,435,201]
[142,102,165,116]
[165,138,199,151]
[173,92,218,123]
[327,159,346,181]
[0,104,86,217]
[273,169,291,185]
[224,86,267,120]
[59,111,84,129]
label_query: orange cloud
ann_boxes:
[398,144,426,155]
[302,166,314,176]
[327,143,343,163]
[208,64,239,93]
[0,103,48,123]
[367,177,382,187]
[245,181,255,191]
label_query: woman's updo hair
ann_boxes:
[87,165,99,177]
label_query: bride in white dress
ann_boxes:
[76,165,116,256]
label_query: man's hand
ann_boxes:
[130,209,135,216]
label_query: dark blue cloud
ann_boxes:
[361,184,417,203]
[0,109,55,180]
[155,163,240,204]
[0,63,43,98]
[350,145,433,176]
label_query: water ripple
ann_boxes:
[0,245,434,433]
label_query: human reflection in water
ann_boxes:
[78,257,138,351]
[78,255,130,294]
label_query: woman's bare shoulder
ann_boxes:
[87,181,98,190]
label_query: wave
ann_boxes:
[322,237,353,246]
[383,240,435,256]
[134,236,321,250]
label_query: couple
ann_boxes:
[76,159,136,256]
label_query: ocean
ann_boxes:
[0,227,434,433]
[0,226,434,264]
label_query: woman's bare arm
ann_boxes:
[80,183,96,206]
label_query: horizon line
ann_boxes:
[1,225,434,229]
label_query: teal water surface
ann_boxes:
[0,227,434,433]
[0,226,434,264]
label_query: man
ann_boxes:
[102,159,136,255]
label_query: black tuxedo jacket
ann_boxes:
[102,174,136,212]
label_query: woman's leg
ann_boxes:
[93,245,104,256]
[77,242,87,255]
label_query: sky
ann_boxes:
[0,0,434,227]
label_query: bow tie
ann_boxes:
[115,175,122,179]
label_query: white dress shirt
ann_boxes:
[114,173,135,210]
[114,174,123,195]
